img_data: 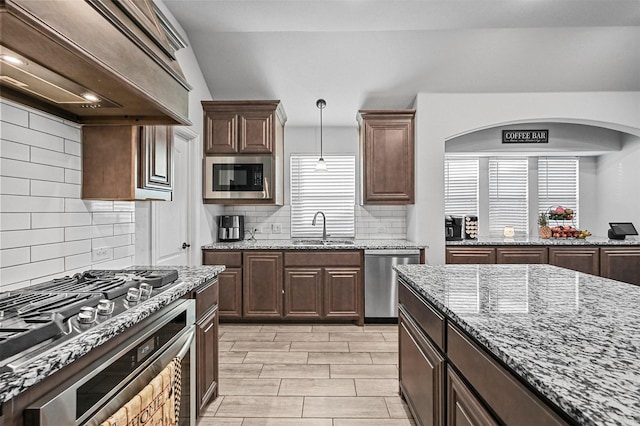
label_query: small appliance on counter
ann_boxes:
[464,215,478,239]
[218,215,244,242]
[445,215,464,241]
[608,222,638,240]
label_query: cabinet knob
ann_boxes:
[182,242,191,249]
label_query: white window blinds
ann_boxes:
[488,157,528,236]
[290,155,356,238]
[444,157,479,216]
[538,157,579,226]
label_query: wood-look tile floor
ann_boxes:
[197,323,416,426]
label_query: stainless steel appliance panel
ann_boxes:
[364,249,420,319]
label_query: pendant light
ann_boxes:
[315,98,327,172]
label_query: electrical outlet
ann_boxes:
[91,248,111,262]
[272,223,282,233]
[376,225,388,234]
[254,226,264,234]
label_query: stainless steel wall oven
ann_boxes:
[24,299,196,426]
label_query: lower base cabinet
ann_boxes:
[196,308,218,414]
[549,247,599,275]
[399,280,569,426]
[399,310,444,426]
[600,247,640,286]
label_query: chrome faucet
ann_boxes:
[312,211,328,242]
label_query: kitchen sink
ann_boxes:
[293,239,355,246]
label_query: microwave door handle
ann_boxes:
[263,176,269,199]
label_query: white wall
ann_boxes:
[595,134,640,237]
[0,99,136,291]
[411,91,640,264]
[223,125,408,240]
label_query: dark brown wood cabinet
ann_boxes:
[496,247,548,264]
[447,366,498,426]
[203,251,243,319]
[549,247,600,275]
[202,100,286,155]
[399,309,445,426]
[284,268,323,319]
[358,110,415,205]
[324,267,362,320]
[446,247,496,264]
[600,247,640,286]
[82,125,172,201]
[190,278,219,416]
[243,252,284,318]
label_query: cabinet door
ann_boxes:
[196,308,218,415]
[399,310,444,426]
[496,247,548,264]
[447,366,498,426]
[600,247,640,286]
[243,252,283,318]
[446,248,496,264]
[360,112,414,204]
[238,110,273,153]
[139,125,173,191]
[218,268,243,319]
[549,247,599,275]
[323,267,361,320]
[204,111,238,154]
[284,268,323,319]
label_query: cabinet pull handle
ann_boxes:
[182,242,191,249]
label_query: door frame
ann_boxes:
[150,125,199,266]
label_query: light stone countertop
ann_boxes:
[202,238,427,250]
[0,265,225,404]
[446,236,640,246]
[395,263,640,426]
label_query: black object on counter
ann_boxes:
[608,222,638,240]
[445,215,464,241]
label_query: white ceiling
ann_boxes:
[163,0,640,126]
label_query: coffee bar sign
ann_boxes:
[502,130,549,144]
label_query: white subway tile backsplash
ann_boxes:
[65,252,93,270]
[0,176,30,195]
[1,258,65,285]
[0,101,29,126]
[31,239,92,262]
[92,234,130,250]
[0,213,30,231]
[92,212,133,225]
[114,222,135,235]
[32,212,92,229]
[64,139,82,156]
[0,247,30,267]
[114,244,135,259]
[65,169,82,184]
[1,101,135,287]
[0,139,30,161]
[1,122,65,152]
[31,146,81,170]
[1,228,64,249]
[65,224,113,241]
[31,180,81,198]
[65,199,114,213]
[29,111,81,141]
[1,158,65,182]
[0,195,65,213]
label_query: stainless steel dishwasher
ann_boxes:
[364,249,421,320]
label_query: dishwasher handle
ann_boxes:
[364,249,421,256]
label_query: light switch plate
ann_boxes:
[272,223,282,233]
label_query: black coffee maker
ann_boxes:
[445,215,464,241]
[217,215,244,242]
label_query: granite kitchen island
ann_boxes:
[395,263,640,426]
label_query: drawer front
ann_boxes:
[194,279,219,319]
[203,250,242,267]
[284,251,362,267]
[447,324,568,426]
[398,281,444,351]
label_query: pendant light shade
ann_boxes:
[316,98,327,172]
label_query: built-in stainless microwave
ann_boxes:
[204,156,272,200]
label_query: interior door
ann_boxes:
[153,128,193,266]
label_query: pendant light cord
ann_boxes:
[317,99,326,160]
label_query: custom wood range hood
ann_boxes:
[0,0,191,125]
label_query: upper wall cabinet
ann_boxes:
[357,110,415,205]
[202,100,287,155]
[82,125,173,201]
